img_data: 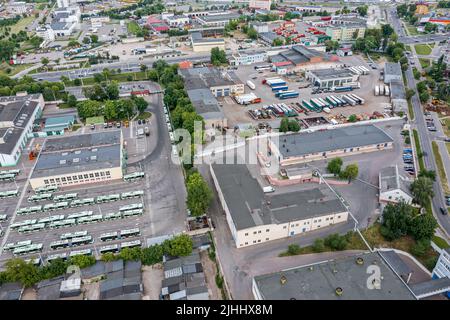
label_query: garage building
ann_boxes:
[305,68,358,88]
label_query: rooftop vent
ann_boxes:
[62,152,68,156]
[335,287,343,296]
[73,158,80,163]
[75,150,81,154]
[356,257,364,265]
[90,155,97,161]
[59,159,66,165]
[280,275,287,285]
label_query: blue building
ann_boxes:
[432,248,450,298]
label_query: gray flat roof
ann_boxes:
[198,13,241,23]
[274,124,393,158]
[390,79,406,100]
[211,164,347,230]
[379,250,413,278]
[186,88,223,119]
[309,68,355,80]
[31,131,122,179]
[379,165,412,196]
[384,62,402,77]
[254,252,416,300]
[409,277,450,297]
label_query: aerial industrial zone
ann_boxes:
[0,0,449,303]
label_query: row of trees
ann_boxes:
[0,75,66,101]
[327,157,359,181]
[210,47,228,66]
[279,117,300,133]
[0,234,193,288]
[396,4,418,25]
[186,170,213,217]
[76,96,147,121]
[416,80,430,103]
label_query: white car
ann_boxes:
[167,123,172,132]
[165,115,170,123]
[169,132,175,143]
[172,145,178,156]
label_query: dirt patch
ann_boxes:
[142,264,163,300]
[21,288,36,300]
[200,250,222,300]
[83,281,100,300]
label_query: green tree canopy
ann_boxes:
[327,157,343,175]
[186,172,212,216]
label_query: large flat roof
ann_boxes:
[211,164,347,230]
[273,124,394,158]
[384,62,402,77]
[308,68,355,80]
[379,165,411,196]
[186,88,224,119]
[31,131,122,178]
[198,13,241,23]
[253,251,416,300]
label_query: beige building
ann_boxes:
[325,25,366,41]
[30,130,123,190]
[210,164,349,248]
[269,124,394,167]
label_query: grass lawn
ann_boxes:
[441,118,450,137]
[407,98,415,120]
[447,143,450,156]
[127,21,142,35]
[71,124,82,132]
[406,25,419,36]
[65,71,148,86]
[414,44,433,55]
[413,129,425,171]
[432,141,450,194]
[9,15,35,34]
[0,62,33,76]
[432,235,450,249]
[419,58,430,69]
[405,44,412,52]
[85,116,105,125]
[136,112,152,120]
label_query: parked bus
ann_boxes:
[104,212,122,221]
[18,223,46,233]
[13,243,43,256]
[53,193,78,202]
[119,228,140,239]
[122,208,144,217]
[61,231,88,240]
[96,194,120,203]
[0,189,19,199]
[25,257,42,266]
[100,231,119,242]
[35,185,58,194]
[254,64,271,71]
[120,190,144,200]
[10,219,37,230]
[0,173,16,182]
[70,198,95,207]
[71,235,93,247]
[38,215,65,224]
[67,211,93,220]
[50,239,70,250]
[28,193,53,202]
[49,219,76,229]
[76,214,103,224]
[0,214,7,222]
[119,203,143,212]
[69,248,92,257]
[123,172,145,182]
[99,244,119,254]
[0,169,20,176]
[3,240,32,251]
[47,253,68,263]
[120,240,141,250]
[17,205,43,215]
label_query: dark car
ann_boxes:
[440,207,448,215]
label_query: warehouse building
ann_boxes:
[252,251,416,300]
[384,62,403,84]
[269,124,394,167]
[229,51,268,66]
[190,32,225,53]
[196,13,241,27]
[0,94,44,167]
[305,68,358,88]
[379,165,413,205]
[389,79,408,114]
[325,24,366,41]
[270,45,341,72]
[210,164,348,248]
[29,130,123,190]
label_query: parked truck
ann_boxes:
[263,186,275,193]
[246,80,256,90]
[384,85,390,96]
[375,85,380,96]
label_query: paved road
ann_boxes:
[388,9,450,236]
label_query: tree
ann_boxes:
[90,34,98,43]
[348,114,357,122]
[106,81,119,100]
[4,258,41,287]
[356,5,368,17]
[101,252,117,262]
[411,238,431,257]
[39,259,68,280]
[418,169,436,181]
[288,120,300,132]
[419,91,430,103]
[272,38,284,47]
[163,234,193,257]
[132,96,149,113]
[67,94,77,108]
[210,47,227,66]
[409,214,437,241]
[410,177,434,208]
[41,57,49,67]
[186,172,212,216]
[287,244,301,255]
[424,22,438,34]
[68,255,96,269]
[406,88,415,99]
[279,117,289,133]
[82,36,90,44]
[381,24,394,38]
[67,40,80,48]
[141,244,164,265]
[340,163,359,181]
[325,40,339,52]
[327,157,343,175]
[380,202,413,240]
[312,238,325,253]
[140,64,148,77]
[246,27,258,40]
[324,233,347,251]
[118,247,142,261]
[74,78,81,86]
[104,100,118,120]
[77,100,102,119]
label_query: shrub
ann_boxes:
[287,244,301,255]
[312,239,325,253]
[411,238,431,257]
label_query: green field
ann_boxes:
[127,21,142,35]
[432,141,450,194]
[66,71,148,86]
[406,25,419,36]
[432,235,450,249]
[0,62,33,76]
[413,129,425,171]
[419,58,430,69]
[10,16,35,34]
[414,44,433,55]
[85,116,105,125]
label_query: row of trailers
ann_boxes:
[263,77,300,100]
[10,203,144,233]
[348,66,370,75]
[27,190,144,204]
[299,94,365,113]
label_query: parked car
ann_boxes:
[440,207,448,215]
[90,124,95,130]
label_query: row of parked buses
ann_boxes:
[27,190,144,204]
[11,203,144,234]
[0,189,19,199]
[123,172,145,182]
[0,169,20,182]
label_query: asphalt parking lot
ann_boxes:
[225,54,391,128]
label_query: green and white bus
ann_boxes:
[123,172,145,182]
[49,218,76,229]
[99,244,119,254]
[35,185,58,194]
[120,190,144,200]
[24,257,42,266]
[61,231,88,240]
[0,173,16,182]
[13,243,43,256]
[0,214,7,222]
[76,214,103,224]
[70,198,95,207]
[17,205,43,215]
[43,201,69,211]
[53,193,78,202]
[104,212,122,221]
[3,240,32,251]
[0,189,19,199]
[100,231,119,242]
[69,248,92,257]
[10,219,37,230]
[71,235,93,247]
[119,203,143,212]
[67,211,92,220]
[96,194,120,204]
[47,252,68,263]
[119,228,140,239]
[50,239,70,250]
[38,215,65,224]
[122,208,144,217]
[28,193,53,202]
[0,169,20,176]
[120,240,141,250]
[18,223,46,233]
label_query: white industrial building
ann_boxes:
[229,51,268,66]
[210,164,349,248]
[379,165,413,205]
[384,62,403,84]
[29,130,124,190]
[249,0,272,10]
[163,14,190,28]
[0,94,44,167]
[305,68,358,88]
